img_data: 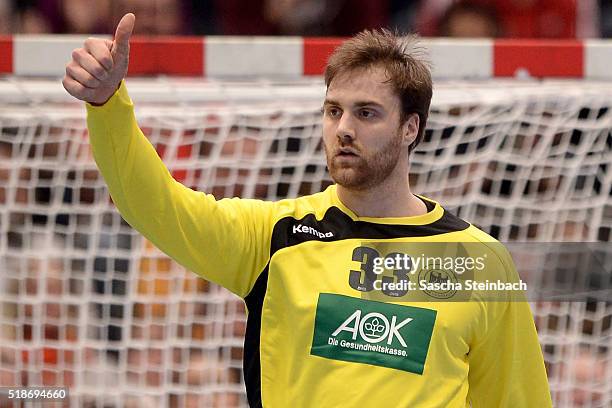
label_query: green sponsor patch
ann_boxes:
[310,293,436,374]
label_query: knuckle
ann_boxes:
[81,76,93,87]
[94,67,107,79]
[102,56,113,68]
[85,76,100,88]
[62,78,77,97]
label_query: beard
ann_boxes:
[324,130,403,191]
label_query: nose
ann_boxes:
[336,113,355,144]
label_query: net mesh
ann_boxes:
[0,77,611,407]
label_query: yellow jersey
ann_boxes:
[86,82,552,408]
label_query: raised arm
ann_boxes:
[62,14,274,297]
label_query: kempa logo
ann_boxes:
[332,310,412,347]
[292,224,333,238]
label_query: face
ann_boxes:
[322,65,417,191]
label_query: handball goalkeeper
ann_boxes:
[63,13,552,408]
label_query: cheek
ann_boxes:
[358,126,384,145]
[363,127,401,154]
[321,120,336,143]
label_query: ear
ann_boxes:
[401,113,419,146]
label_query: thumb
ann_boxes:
[111,13,135,61]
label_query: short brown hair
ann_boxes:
[324,29,432,153]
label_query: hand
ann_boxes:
[62,13,135,105]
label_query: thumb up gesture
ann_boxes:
[63,13,135,105]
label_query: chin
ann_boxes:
[330,168,372,191]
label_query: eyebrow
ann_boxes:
[323,99,385,109]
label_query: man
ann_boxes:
[63,14,552,407]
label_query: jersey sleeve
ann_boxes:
[467,246,552,407]
[86,81,274,298]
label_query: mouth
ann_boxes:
[336,147,359,157]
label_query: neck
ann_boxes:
[336,171,428,218]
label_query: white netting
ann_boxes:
[0,77,611,408]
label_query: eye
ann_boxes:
[358,109,376,119]
[325,106,342,118]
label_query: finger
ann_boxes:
[72,48,110,81]
[65,62,101,89]
[62,75,95,102]
[112,13,135,60]
[83,39,113,71]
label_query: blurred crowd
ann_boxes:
[0,0,611,38]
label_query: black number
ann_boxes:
[348,246,379,292]
[381,252,411,297]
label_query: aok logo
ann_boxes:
[311,293,437,374]
[331,310,412,347]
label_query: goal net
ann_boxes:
[0,75,610,407]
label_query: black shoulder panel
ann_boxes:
[243,267,268,408]
[270,205,470,256]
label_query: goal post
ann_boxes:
[0,37,611,408]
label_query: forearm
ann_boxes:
[85,83,272,296]
[85,81,217,279]
[86,81,178,234]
